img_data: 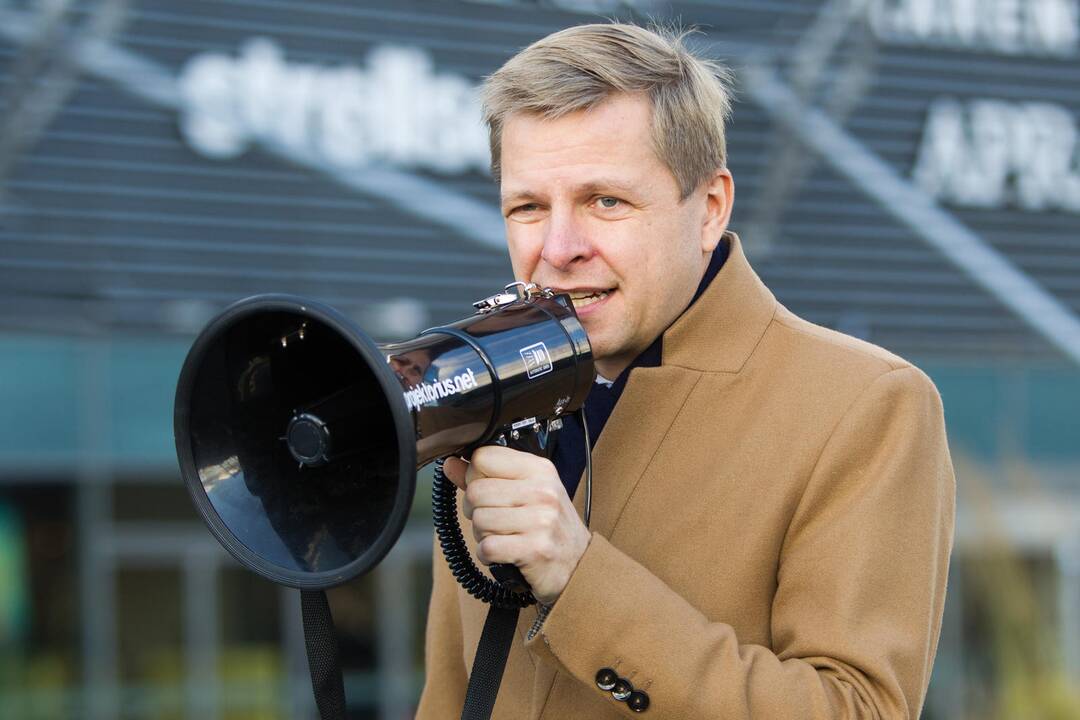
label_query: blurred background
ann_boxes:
[1,0,1079,718]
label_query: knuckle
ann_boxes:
[464,466,480,486]
[472,445,497,468]
[478,535,499,564]
[537,484,561,507]
[536,538,556,562]
[537,507,558,531]
[465,482,483,506]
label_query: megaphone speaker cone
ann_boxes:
[174,295,417,590]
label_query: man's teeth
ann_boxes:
[570,290,610,308]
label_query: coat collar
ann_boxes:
[661,231,777,374]
[571,232,777,537]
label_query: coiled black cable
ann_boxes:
[432,457,536,609]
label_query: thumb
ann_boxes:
[441,456,469,492]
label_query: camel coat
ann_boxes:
[416,233,955,719]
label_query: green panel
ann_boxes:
[0,335,189,473]
[1024,368,1080,460]
[0,337,80,468]
[923,363,1080,463]
[923,365,1003,462]
[108,339,189,468]
[2,338,1079,474]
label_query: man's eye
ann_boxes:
[597,197,620,209]
[511,203,539,215]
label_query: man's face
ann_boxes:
[499,93,732,378]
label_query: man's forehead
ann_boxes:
[498,95,661,200]
[501,94,652,143]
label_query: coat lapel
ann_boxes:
[662,231,776,374]
[569,232,776,538]
[573,365,701,538]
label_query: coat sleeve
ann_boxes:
[415,535,468,718]
[523,366,956,719]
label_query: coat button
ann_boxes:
[612,678,633,701]
[627,690,650,712]
[595,668,618,691]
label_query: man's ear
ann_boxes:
[700,168,734,253]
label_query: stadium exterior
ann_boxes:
[1,1,1079,717]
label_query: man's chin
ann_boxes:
[580,331,620,373]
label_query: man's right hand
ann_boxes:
[442,447,590,606]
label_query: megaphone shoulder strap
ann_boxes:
[298,568,521,720]
[461,605,522,720]
[301,589,348,720]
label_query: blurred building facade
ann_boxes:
[1,0,1078,718]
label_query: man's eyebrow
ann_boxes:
[577,179,638,196]
[501,179,638,206]
[500,189,539,206]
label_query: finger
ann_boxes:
[461,484,489,521]
[441,456,468,491]
[470,445,551,481]
[462,477,521,520]
[465,477,538,516]
[464,457,486,487]
[471,505,550,542]
[475,533,529,567]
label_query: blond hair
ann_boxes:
[481,22,734,198]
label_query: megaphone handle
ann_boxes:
[483,425,555,594]
[432,459,534,608]
[489,562,530,593]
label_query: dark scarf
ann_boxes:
[552,237,730,498]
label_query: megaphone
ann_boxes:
[173,283,594,591]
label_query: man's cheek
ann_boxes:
[507,236,541,279]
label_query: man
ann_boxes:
[417,22,954,719]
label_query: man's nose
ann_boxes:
[540,209,593,270]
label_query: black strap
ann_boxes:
[301,589,348,720]
[300,588,520,720]
[461,604,521,720]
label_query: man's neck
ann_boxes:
[594,357,632,381]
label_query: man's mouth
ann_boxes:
[563,288,614,311]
